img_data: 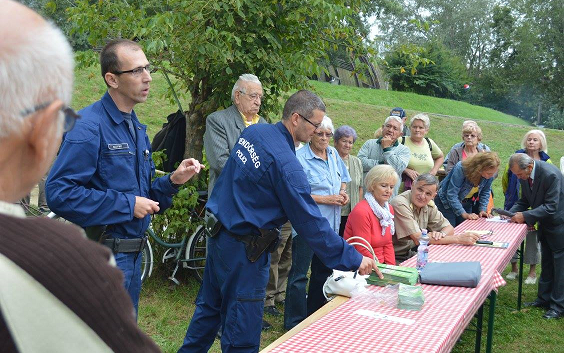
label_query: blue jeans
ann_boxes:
[284,235,314,330]
[434,196,472,227]
[178,230,270,353]
[114,251,142,316]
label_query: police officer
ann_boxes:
[46,39,203,314]
[178,90,382,353]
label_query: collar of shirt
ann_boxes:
[530,160,536,182]
[302,143,333,161]
[0,200,26,218]
[275,122,296,154]
[239,112,260,127]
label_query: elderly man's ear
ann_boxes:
[27,100,64,164]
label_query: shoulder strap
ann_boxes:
[425,137,432,152]
[401,136,405,145]
[0,253,113,353]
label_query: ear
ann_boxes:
[291,112,300,127]
[28,100,63,165]
[105,72,119,88]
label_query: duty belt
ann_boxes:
[101,237,147,253]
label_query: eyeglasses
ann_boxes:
[21,102,80,132]
[315,132,333,138]
[296,113,321,129]
[113,64,152,76]
[239,91,263,101]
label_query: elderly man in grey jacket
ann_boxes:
[358,115,411,196]
[204,74,267,196]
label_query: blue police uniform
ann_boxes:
[46,92,179,312]
[178,122,362,353]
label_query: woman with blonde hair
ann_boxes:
[435,152,500,226]
[503,129,552,284]
[344,164,399,264]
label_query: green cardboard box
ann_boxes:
[367,263,419,286]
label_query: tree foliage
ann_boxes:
[69,0,377,160]
[385,40,468,99]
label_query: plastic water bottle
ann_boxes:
[416,230,430,271]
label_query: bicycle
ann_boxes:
[141,190,209,285]
[33,189,209,285]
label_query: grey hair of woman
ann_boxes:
[410,113,430,129]
[414,173,439,189]
[521,129,548,153]
[334,125,358,143]
[509,153,534,170]
[318,115,335,134]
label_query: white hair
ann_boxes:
[319,115,335,134]
[231,73,262,102]
[0,21,74,138]
[383,115,404,132]
[410,113,430,129]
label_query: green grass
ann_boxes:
[70,65,564,352]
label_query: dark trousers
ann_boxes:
[114,251,142,317]
[537,237,564,312]
[284,235,313,330]
[179,230,270,353]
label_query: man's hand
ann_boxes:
[380,136,394,149]
[479,211,492,218]
[170,158,205,185]
[462,212,479,220]
[428,231,446,241]
[134,196,160,218]
[510,212,526,224]
[456,231,480,245]
[358,257,383,278]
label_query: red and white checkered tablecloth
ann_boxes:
[268,219,527,353]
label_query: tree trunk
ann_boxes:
[537,101,542,125]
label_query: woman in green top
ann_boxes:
[334,125,363,236]
[401,113,444,190]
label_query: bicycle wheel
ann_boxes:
[140,239,154,283]
[185,226,207,283]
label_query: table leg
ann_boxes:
[517,240,524,311]
[486,290,497,353]
[475,304,484,353]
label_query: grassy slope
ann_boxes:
[71,67,564,352]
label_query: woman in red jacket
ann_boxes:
[344,164,398,265]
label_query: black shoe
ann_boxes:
[543,309,563,319]
[524,300,550,309]
[264,305,282,316]
[262,319,272,331]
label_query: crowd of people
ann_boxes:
[1,1,563,353]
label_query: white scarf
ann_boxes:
[364,192,394,236]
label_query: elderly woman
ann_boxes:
[435,152,500,226]
[344,165,398,265]
[401,114,444,190]
[284,116,350,330]
[445,120,490,173]
[503,130,552,284]
[334,125,363,236]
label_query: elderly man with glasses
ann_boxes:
[46,39,203,315]
[204,74,267,196]
[358,115,411,196]
[0,1,162,351]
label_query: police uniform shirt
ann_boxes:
[206,122,362,271]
